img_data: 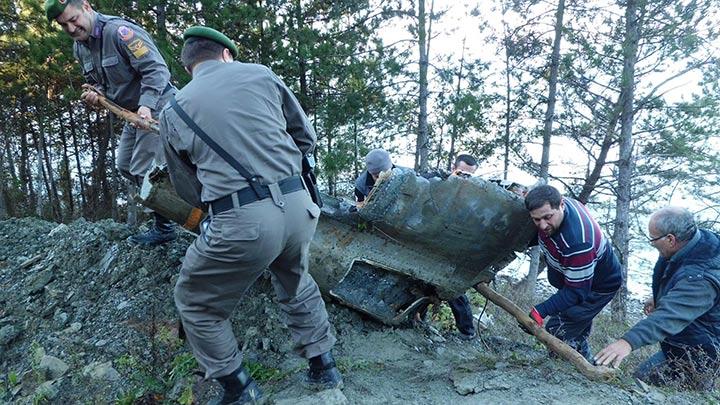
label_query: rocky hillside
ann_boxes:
[0,218,717,404]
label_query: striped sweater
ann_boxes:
[534,198,622,317]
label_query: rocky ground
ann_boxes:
[0,217,718,404]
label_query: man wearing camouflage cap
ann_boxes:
[45,0,177,246]
[159,26,342,404]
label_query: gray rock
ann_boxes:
[25,269,54,295]
[482,376,512,391]
[451,373,484,395]
[99,244,119,274]
[83,361,121,381]
[53,311,69,327]
[273,388,348,405]
[35,380,59,400]
[116,301,130,310]
[39,355,69,380]
[62,322,82,334]
[0,324,20,346]
[48,224,69,237]
[645,390,666,404]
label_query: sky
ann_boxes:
[375,0,719,298]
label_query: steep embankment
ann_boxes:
[0,218,716,404]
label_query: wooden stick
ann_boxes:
[81,84,160,133]
[473,282,615,382]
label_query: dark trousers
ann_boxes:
[448,294,475,336]
[418,293,475,336]
[545,290,616,360]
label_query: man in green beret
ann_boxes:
[45,0,177,246]
[159,26,343,404]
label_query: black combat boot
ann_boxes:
[209,366,263,405]
[128,213,177,246]
[306,351,344,390]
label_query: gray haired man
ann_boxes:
[595,207,720,390]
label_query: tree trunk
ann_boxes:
[58,109,75,219]
[19,119,35,214]
[33,132,47,218]
[539,0,565,180]
[521,0,565,297]
[107,115,119,221]
[69,104,87,215]
[293,0,310,113]
[447,37,466,171]
[127,181,138,226]
[155,1,167,39]
[611,0,641,322]
[0,136,8,219]
[36,115,62,221]
[415,0,432,172]
[502,23,512,181]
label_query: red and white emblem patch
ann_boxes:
[118,25,134,42]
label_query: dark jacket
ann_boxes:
[623,229,720,358]
[354,170,375,202]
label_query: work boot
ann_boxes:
[209,366,263,405]
[128,213,176,246]
[306,351,344,390]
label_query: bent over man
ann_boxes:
[159,27,342,404]
[45,0,176,245]
[595,207,720,390]
[524,185,622,360]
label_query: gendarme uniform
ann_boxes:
[46,0,174,183]
[75,13,174,182]
[159,31,336,380]
[46,0,177,245]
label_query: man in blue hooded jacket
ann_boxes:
[595,206,720,390]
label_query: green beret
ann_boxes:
[182,26,238,58]
[44,0,68,21]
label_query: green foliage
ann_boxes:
[168,353,197,382]
[426,302,456,332]
[243,361,286,383]
[115,350,197,402]
[177,385,194,405]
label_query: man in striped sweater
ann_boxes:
[524,185,622,360]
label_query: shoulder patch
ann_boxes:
[127,38,150,59]
[117,25,135,42]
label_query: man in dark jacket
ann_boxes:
[595,207,720,390]
[354,148,393,204]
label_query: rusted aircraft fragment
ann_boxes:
[139,167,535,325]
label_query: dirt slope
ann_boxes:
[0,218,716,404]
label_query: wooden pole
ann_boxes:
[473,282,615,382]
[81,84,160,133]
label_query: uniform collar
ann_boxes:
[91,12,106,39]
[192,60,226,77]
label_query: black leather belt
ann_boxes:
[210,176,304,214]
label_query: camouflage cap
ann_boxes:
[182,26,238,58]
[44,0,69,21]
